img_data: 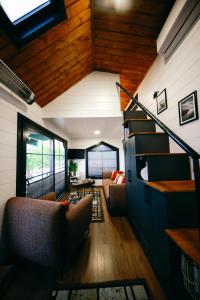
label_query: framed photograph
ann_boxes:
[178,91,199,125]
[156,89,167,114]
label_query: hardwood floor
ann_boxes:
[2,187,167,300]
[62,187,167,300]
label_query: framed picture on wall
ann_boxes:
[156,89,167,114]
[178,91,199,125]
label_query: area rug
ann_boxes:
[51,279,152,300]
[90,190,104,223]
[63,190,104,222]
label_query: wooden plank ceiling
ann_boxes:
[0,0,174,109]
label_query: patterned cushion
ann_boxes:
[116,175,126,184]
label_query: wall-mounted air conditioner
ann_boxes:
[0,59,35,104]
[157,0,200,60]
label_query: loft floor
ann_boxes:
[2,187,167,300]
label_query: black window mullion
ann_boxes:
[53,139,55,192]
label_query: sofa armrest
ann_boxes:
[40,192,56,201]
[109,183,126,211]
[64,194,93,260]
[102,171,112,179]
[6,197,67,268]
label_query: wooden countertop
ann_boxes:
[165,228,200,266]
[144,180,195,193]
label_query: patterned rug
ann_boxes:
[66,190,104,222]
[91,190,104,222]
[51,279,152,300]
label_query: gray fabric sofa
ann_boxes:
[5,193,92,271]
[102,171,126,213]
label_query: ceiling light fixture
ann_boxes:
[94,130,101,135]
[95,0,133,13]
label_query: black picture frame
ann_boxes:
[178,91,199,125]
[156,88,167,114]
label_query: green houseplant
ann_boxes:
[68,160,78,176]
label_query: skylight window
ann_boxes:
[0,0,50,24]
[0,0,66,47]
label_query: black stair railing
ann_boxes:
[116,82,200,236]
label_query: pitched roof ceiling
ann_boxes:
[0,0,174,109]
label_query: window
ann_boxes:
[1,0,50,24]
[86,141,119,179]
[0,0,66,47]
[26,130,54,198]
[17,114,67,198]
[54,139,66,197]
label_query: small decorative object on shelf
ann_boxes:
[181,252,200,300]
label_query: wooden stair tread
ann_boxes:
[135,153,187,157]
[123,119,153,125]
[165,228,200,266]
[128,132,165,138]
[144,180,195,193]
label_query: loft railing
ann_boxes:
[116,82,200,236]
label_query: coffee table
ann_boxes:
[71,179,95,196]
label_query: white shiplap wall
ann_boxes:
[0,88,69,262]
[137,18,200,154]
[42,71,121,118]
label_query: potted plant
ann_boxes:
[68,160,78,176]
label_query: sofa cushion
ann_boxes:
[111,170,124,181]
[116,175,126,184]
[114,173,121,183]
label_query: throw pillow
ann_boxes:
[111,170,118,180]
[111,170,124,181]
[60,200,70,207]
[114,173,121,183]
[116,175,126,184]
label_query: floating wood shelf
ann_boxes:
[165,228,200,266]
[144,180,195,193]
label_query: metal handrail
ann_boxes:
[116,82,200,236]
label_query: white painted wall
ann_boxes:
[0,86,69,263]
[68,138,125,185]
[42,71,121,118]
[136,17,200,155]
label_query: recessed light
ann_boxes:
[94,130,101,135]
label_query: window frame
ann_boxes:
[0,0,66,47]
[86,141,119,179]
[17,113,68,198]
